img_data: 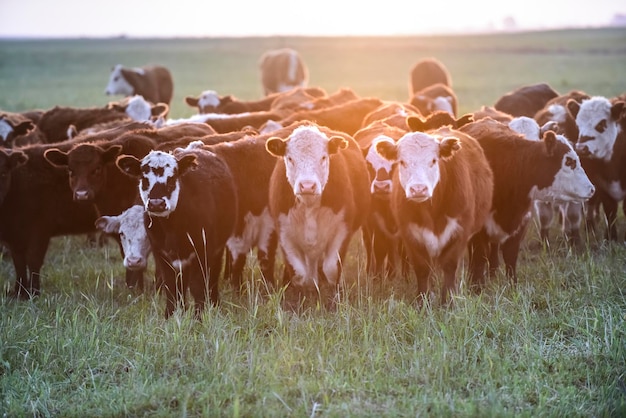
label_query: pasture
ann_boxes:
[1,28,626,416]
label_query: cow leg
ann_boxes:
[440,260,459,305]
[534,200,554,244]
[229,253,246,292]
[157,258,181,319]
[487,243,500,279]
[500,227,527,285]
[18,237,51,298]
[601,195,619,241]
[561,201,584,248]
[9,249,30,300]
[467,231,489,291]
[258,232,278,289]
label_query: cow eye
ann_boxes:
[113,76,119,82]
[399,160,407,168]
[119,232,125,239]
[92,167,102,176]
[595,119,607,133]
[565,156,576,169]
[431,158,437,166]
[286,157,294,166]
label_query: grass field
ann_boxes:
[1,28,626,417]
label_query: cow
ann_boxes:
[0,112,37,147]
[458,118,595,285]
[361,101,420,130]
[408,57,452,99]
[353,121,408,278]
[567,96,626,241]
[106,94,170,122]
[410,83,458,117]
[1,142,101,299]
[265,124,370,309]
[165,110,286,134]
[534,90,590,144]
[95,205,151,274]
[494,83,559,118]
[105,64,174,105]
[259,48,308,96]
[374,125,493,304]
[184,90,278,114]
[116,148,237,318]
[407,110,474,132]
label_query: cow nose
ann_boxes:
[147,198,166,212]
[408,184,429,200]
[74,190,90,201]
[298,180,318,195]
[575,144,590,157]
[373,181,391,194]
[126,256,144,269]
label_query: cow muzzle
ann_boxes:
[406,184,431,202]
[74,189,92,201]
[147,198,167,214]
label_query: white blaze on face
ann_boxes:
[531,135,595,202]
[394,132,443,202]
[198,90,220,110]
[575,96,621,161]
[139,151,181,217]
[0,119,12,143]
[96,205,150,270]
[105,64,135,96]
[432,96,454,115]
[125,95,152,121]
[283,126,332,204]
[366,136,395,195]
[547,104,567,123]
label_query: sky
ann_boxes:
[1,0,624,38]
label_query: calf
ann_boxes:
[494,82,559,118]
[105,64,174,105]
[259,48,308,96]
[354,121,408,278]
[375,126,493,303]
[459,118,595,285]
[265,124,370,308]
[116,148,237,318]
[567,96,626,241]
[408,57,452,98]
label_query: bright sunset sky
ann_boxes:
[1,0,624,38]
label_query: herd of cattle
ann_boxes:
[1,47,624,318]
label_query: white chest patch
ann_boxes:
[277,205,348,286]
[484,211,531,244]
[227,207,275,259]
[407,217,461,258]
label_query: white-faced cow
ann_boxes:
[105,64,174,105]
[259,48,308,96]
[116,148,237,318]
[410,83,457,117]
[567,96,626,241]
[0,113,36,148]
[408,57,452,99]
[184,90,278,114]
[95,205,151,273]
[459,118,595,286]
[265,124,370,308]
[374,126,493,304]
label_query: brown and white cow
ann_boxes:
[408,57,452,99]
[375,126,493,304]
[265,124,370,308]
[184,90,278,114]
[567,96,626,241]
[116,148,237,318]
[410,83,457,117]
[105,64,174,105]
[259,48,308,96]
[459,118,595,285]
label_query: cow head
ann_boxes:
[364,136,396,197]
[568,96,625,161]
[530,131,595,202]
[95,205,150,271]
[116,150,198,217]
[375,131,460,202]
[266,125,348,205]
[0,149,28,206]
[105,64,136,97]
[0,115,35,148]
[184,90,223,113]
[108,95,169,122]
[44,144,122,202]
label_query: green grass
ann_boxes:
[1,28,626,416]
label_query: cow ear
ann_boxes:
[566,99,581,119]
[95,216,120,234]
[375,139,398,161]
[8,150,28,169]
[542,130,558,156]
[102,145,123,163]
[266,137,287,157]
[328,136,348,154]
[610,101,625,121]
[406,115,427,132]
[540,121,559,137]
[14,120,35,136]
[439,137,461,160]
[44,148,69,168]
[151,103,169,118]
[116,154,142,178]
[177,154,199,176]
[185,96,199,107]
[107,102,126,112]
[455,113,474,128]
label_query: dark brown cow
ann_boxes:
[105,64,174,105]
[266,124,371,308]
[259,48,308,96]
[375,124,493,303]
[458,118,595,285]
[494,83,559,118]
[408,57,452,98]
